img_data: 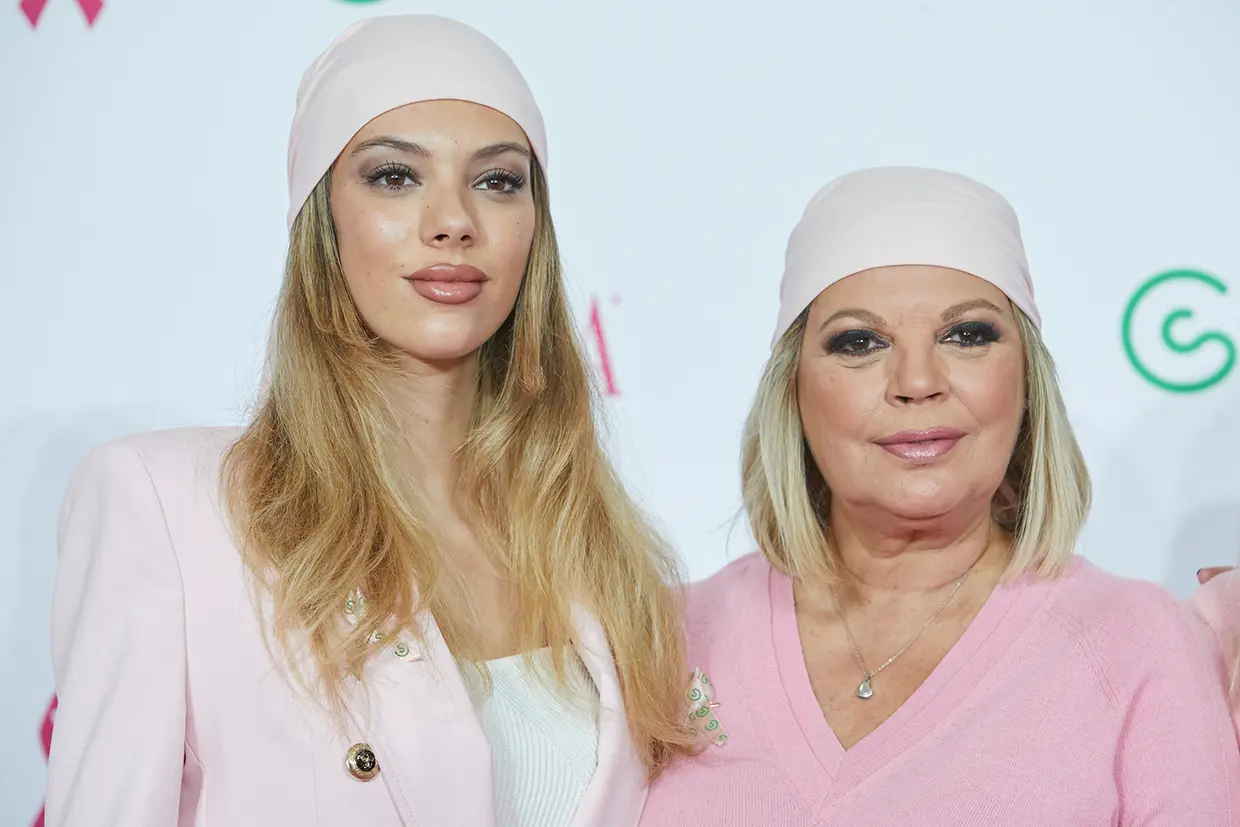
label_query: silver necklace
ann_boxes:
[829,532,989,701]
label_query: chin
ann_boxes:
[878,480,966,522]
[387,320,496,363]
[882,500,959,523]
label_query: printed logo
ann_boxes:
[1121,269,1235,394]
[588,295,620,396]
[31,695,57,827]
[20,0,102,27]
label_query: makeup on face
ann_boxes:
[404,263,489,305]
[872,427,968,464]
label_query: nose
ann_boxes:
[887,342,947,406]
[420,184,477,249]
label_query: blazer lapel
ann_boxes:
[346,612,497,827]
[569,606,649,827]
[342,605,647,827]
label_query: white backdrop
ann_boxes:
[3,0,1239,822]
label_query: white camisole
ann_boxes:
[462,648,600,827]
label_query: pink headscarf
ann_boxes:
[285,14,548,230]
[772,166,1041,346]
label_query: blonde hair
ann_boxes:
[222,160,694,775]
[741,304,1091,584]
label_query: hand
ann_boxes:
[1197,566,1234,585]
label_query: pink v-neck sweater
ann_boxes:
[641,553,1240,826]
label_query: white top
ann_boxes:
[463,648,601,827]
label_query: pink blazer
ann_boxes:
[46,428,648,827]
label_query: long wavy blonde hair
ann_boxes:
[742,304,1091,584]
[222,160,694,775]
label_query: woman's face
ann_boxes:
[329,99,536,364]
[797,265,1026,524]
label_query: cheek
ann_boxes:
[336,203,408,268]
[955,354,1026,438]
[334,204,412,301]
[797,361,885,473]
[495,213,535,279]
[799,362,883,440]
[374,215,410,246]
[471,210,536,311]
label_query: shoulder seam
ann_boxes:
[1045,607,1120,711]
[119,441,190,584]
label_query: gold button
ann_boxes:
[345,742,379,781]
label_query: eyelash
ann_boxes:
[363,163,527,195]
[365,163,417,191]
[825,321,1002,357]
[474,168,527,195]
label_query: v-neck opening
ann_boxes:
[764,557,1044,807]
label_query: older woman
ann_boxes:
[641,167,1240,825]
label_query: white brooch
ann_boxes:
[686,669,728,747]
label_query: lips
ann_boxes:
[405,263,487,306]
[874,427,967,463]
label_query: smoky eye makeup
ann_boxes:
[939,319,1002,347]
[822,318,1003,358]
[825,328,890,357]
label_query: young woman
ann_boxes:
[46,15,691,827]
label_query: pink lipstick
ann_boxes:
[406,263,487,305]
[874,427,966,463]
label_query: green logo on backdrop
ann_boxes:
[1121,269,1235,393]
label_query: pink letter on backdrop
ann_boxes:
[30,695,56,827]
[589,297,620,396]
[20,0,103,28]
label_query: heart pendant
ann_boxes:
[857,676,874,700]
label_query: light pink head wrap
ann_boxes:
[286,14,548,230]
[772,166,1041,346]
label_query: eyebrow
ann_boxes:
[349,137,532,163]
[819,308,887,332]
[818,298,1006,332]
[471,141,532,163]
[940,299,1006,320]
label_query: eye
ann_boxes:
[941,320,1001,348]
[365,163,417,192]
[473,168,527,195]
[826,329,888,357]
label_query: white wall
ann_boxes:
[3,0,1238,821]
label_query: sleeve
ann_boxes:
[1114,588,1240,826]
[1188,570,1240,688]
[45,441,188,827]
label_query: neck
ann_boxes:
[826,504,1004,599]
[382,351,479,514]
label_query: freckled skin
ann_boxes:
[329,100,536,364]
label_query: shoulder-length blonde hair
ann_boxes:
[222,160,694,775]
[741,303,1091,584]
